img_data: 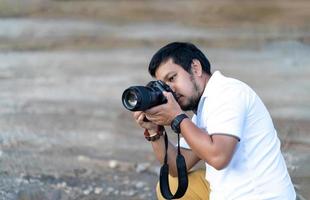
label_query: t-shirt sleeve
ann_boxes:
[206,86,247,140]
[179,115,197,149]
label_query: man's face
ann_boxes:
[155,59,201,111]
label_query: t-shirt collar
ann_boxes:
[203,70,222,98]
[196,70,222,114]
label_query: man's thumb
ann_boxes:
[163,91,173,100]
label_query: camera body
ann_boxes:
[122,80,175,111]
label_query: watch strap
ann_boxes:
[171,113,188,133]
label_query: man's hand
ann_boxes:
[145,92,183,126]
[133,111,158,134]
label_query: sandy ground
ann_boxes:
[0,0,310,199]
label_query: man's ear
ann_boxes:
[191,59,203,76]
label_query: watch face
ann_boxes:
[172,123,180,133]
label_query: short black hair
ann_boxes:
[148,42,211,77]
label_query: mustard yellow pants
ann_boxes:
[156,169,210,200]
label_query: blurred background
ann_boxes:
[0,0,309,199]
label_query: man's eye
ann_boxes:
[169,75,176,82]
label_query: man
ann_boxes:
[133,42,296,199]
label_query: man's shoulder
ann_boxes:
[209,72,250,95]
[211,78,251,99]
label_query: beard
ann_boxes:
[180,96,199,111]
[179,76,201,111]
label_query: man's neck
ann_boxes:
[192,73,211,115]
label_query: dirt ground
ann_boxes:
[0,0,309,199]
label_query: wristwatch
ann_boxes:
[171,114,188,133]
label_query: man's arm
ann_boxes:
[149,118,238,171]
[180,118,238,170]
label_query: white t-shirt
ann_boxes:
[180,71,296,200]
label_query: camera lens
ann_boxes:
[121,84,167,111]
[126,91,138,107]
[122,89,140,110]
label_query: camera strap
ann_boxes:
[159,130,188,199]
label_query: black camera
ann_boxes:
[122,80,175,111]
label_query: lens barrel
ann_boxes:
[122,85,166,111]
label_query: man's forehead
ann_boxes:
[155,59,179,79]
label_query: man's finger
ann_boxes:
[163,91,174,102]
[145,105,161,115]
[138,113,146,122]
[133,111,142,119]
